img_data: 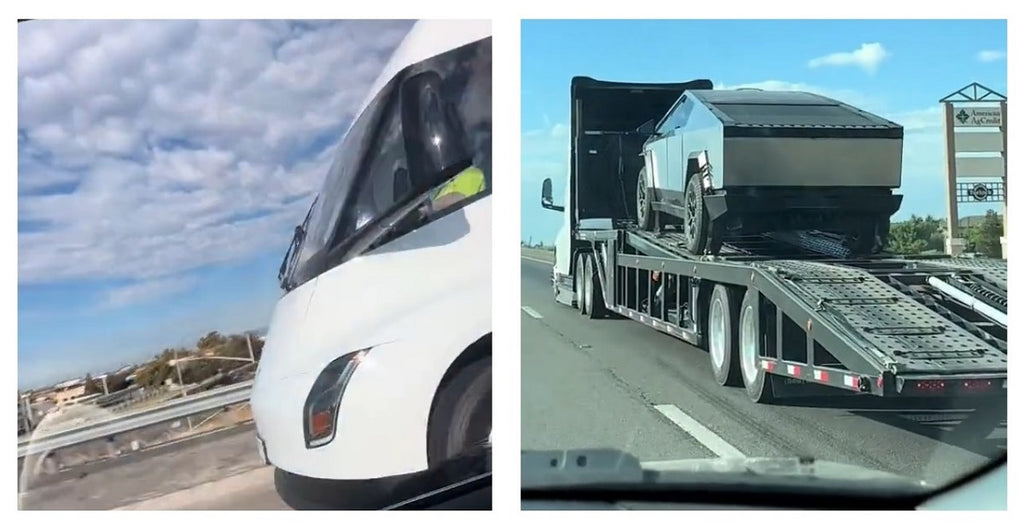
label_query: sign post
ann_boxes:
[939,83,1007,257]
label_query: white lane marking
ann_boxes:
[521,255,553,265]
[653,404,746,458]
[521,306,544,319]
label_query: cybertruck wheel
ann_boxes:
[428,356,492,465]
[683,175,722,255]
[847,217,890,256]
[637,168,654,230]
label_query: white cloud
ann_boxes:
[888,106,943,133]
[808,43,890,74]
[977,50,1006,62]
[18,20,413,290]
[522,122,569,185]
[99,276,199,310]
[717,80,879,110]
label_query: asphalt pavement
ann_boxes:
[520,256,1005,488]
[18,423,289,510]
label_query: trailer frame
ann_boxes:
[555,225,1007,401]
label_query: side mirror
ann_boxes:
[393,167,411,202]
[541,177,564,212]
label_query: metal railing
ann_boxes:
[18,381,253,458]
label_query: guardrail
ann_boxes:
[18,381,253,458]
[521,247,555,263]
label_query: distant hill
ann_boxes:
[246,326,269,337]
[959,214,1003,228]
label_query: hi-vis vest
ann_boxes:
[432,166,486,203]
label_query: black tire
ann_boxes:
[707,284,743,387]
[428,356,492,465]
[576,253,589,316]
[738,288,775,403]
[573,253,586,312]
[876,217,891,254]
[682,175,722,255]
[847,216,891,256]
[637,168,654,230]
[584,254,608,319]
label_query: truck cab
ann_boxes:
[253,20,492,509]
[541,76,712,303]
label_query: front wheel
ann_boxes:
[428,356,492,464]
[637,168,654,230]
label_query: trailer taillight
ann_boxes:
[960,379,996,392]
[912,380,946,392]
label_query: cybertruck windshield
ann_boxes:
[281,37,491,290]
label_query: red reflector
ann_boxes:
[961,380,995,392]
[877,376,885,389]
[310,411,333,437]
[791,366,801,376]
[764,361,775,372]
[913,380,946,391]
[818,371,829,382]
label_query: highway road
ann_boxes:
[520,256,1006,488]
[18,423,289,510]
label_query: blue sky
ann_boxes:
[521,19,1008,244]
[17,20,414,389]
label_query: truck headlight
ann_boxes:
[303,348,370,448]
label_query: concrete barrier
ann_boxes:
[521,247,555,264]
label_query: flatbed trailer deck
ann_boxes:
[556,225,1007,402]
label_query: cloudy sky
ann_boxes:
[17,20,414,388]
[521,19,1008,244]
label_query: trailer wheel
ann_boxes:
[575,253,588,315]
[682,175,722,255]
[738,288,775,403]
[708,284,743,386]
[584,255,608,319]
[637,168,654,230]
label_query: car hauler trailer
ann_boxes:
[541,76,1007,403]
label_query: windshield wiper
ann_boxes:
[278,195,318,291]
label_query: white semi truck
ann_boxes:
[252,20,491,509]
[542,76,1006,404]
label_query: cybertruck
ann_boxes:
[637,89,904,256]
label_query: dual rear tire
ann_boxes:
[574,253,607,319]
[706,285,774,403]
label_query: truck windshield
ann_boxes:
[283,36,491,291]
